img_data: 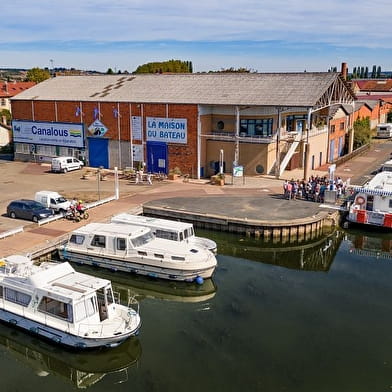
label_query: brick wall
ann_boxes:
[329,116,347,160]
[11,99,199,174]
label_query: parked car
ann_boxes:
[51,156,84,173]
[7,199,54,222]
[34,191,71,213]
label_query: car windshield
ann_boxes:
[55,197,68,203]
[28,201,46,210]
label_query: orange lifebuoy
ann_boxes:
[355,195,366,205]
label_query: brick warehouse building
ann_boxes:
[10,71,355,179]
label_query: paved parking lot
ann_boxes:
[1,140,391,236]
[0,161,150,232]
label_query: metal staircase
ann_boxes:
[278,131,303,176]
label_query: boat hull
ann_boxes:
[347,208,392,229]
[60,249,215,282]
[0,308,140,349]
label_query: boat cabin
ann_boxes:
[348,172,392,227]
[0,256,116,326]
[111,214,194,242]
[68,222,155,255]
[111,213,217,253]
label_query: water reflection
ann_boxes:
[202,229,344,272]
[72,264,217,303]
[347,229,392,260]
[0,322,141,389]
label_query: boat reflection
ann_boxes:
[209,230,344,272]
[347,230,392,260]
[73,264,217,304]
[0,322,141,389]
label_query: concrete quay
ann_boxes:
[0,140,391,258]
[143,196,336,242]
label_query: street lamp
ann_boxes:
[219,149,224,174]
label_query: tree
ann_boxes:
[209,67,253,73]
[364,66,369,78]
[26,67,50,83]
[133,60,192,74]
[353,117,371,149]
[371,65,377,78]
[106,68,114,74]
[0,109,11,124]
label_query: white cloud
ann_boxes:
[2,0,392,47]
[1,1,392,72]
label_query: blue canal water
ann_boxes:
[1,228,392,391]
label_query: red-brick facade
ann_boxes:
[12,99,199,175]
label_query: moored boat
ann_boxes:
[0,255,141,349]
[111,213,218,254]
[59,222,217,283]
[347,172,392,228]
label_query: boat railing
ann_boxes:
[77,319,125,337]
[127,296,139,315]
[113,290,121,304]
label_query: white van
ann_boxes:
[51,156,84,173]
[380,159,392,172]
[34,191,71,213]
[376,123,392,138]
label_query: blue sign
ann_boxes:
[233,165,244,177]
[12,120,84,148]
[146,117,187,144]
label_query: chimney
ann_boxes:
[341,62,348,80]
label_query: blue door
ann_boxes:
[88,138,109,168]
[146,141,167,174]
[338,136,343,157]
[329,139,335,162]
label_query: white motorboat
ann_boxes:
[347,172,392,228]
[111,213,218,254]
[0,255,141,349]
[59,222,217,283]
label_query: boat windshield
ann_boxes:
[131,231,154,247]
[184,227,194,239]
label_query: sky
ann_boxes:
[1,0,392,73]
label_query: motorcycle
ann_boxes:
[65,206,89,222]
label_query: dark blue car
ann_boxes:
[7,199,54,223]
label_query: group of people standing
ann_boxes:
[283,175,348,202]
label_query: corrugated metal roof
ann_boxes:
[12,72,342,107]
